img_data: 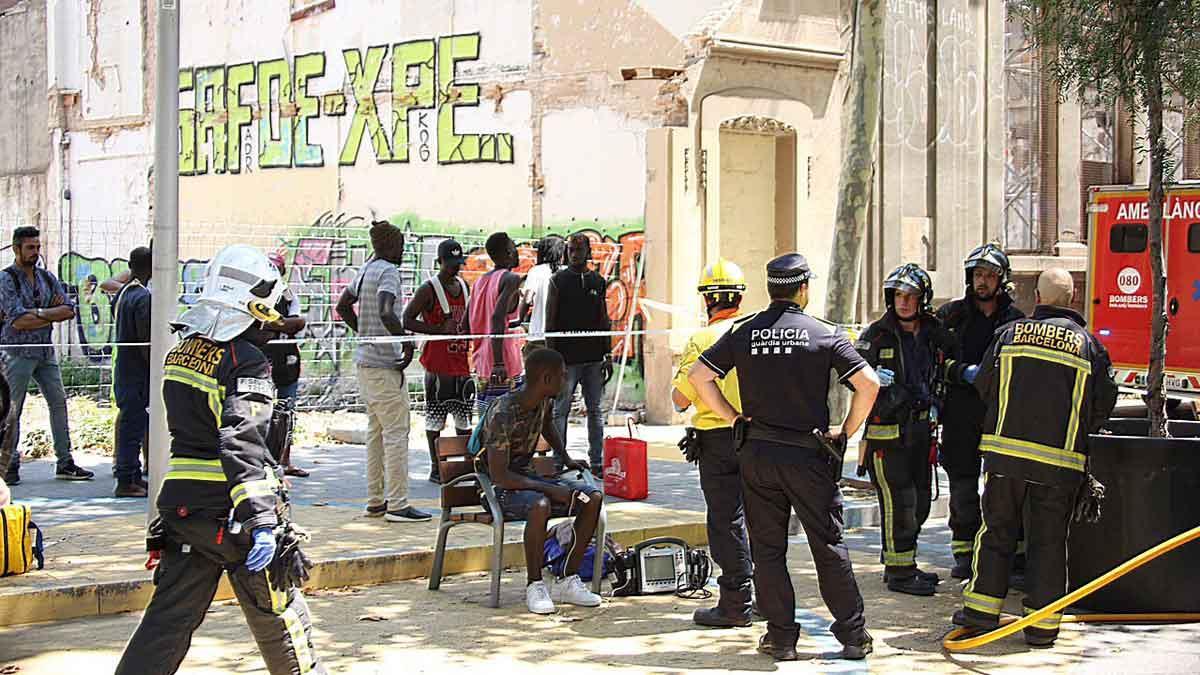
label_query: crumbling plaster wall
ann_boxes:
[0,0,51,227]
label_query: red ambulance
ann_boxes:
[1087,185,1200,398]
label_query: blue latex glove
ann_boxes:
[963,365,980,384]
[877,368,896,387]
[245,528,277,573]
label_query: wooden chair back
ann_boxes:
[436,435,481,509]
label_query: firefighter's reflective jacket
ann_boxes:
[156,335,280,531]
[855,313,962,449]
[974,305,1118,486]
[935,294,1025,454]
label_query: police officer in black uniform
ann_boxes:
[936,244,1025,579]
[689,253,881,662]
[953,268,1117,647]
[116,245,324,675]
[856,263,960,596]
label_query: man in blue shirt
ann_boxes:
[112,246,152,497]
[0,226,94,484]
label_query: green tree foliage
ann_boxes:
[1011,1,1200,436]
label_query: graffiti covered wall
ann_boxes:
[179,33,516,175]
[175,1,536,229]
[53,213,647,407]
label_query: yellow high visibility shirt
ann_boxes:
[672,311,743,430]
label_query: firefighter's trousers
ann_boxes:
[697,428,753,616]
[116,513,324,675]
[961,472,1078,642]
[865,443,932,577]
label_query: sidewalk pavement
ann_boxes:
[0,421,946,627]
[3,522,1197,673]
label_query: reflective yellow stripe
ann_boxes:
[951,540,975,555]
[1063,369,1087,454]
[163,471,227,482]
[1005,345,1092,373]
[265,569,289,614]
[964,473,1000,615]
[883,550,916,567]
[164,457,227,482]
[996,352,1015,431]
[281,605,316,673]
[164,365,226,423]
[963,590,1004,615]
[981,434,1086,472]
[1015,539,1027,556]
[230,476,278,508]
[1024,605,1062,631]
[169,458,222,469]
[873,452,897,558]
[865,424,900,441]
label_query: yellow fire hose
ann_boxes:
[943,524,1200,652]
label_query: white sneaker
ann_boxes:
[550,575,602,608]
[526,580,556,614]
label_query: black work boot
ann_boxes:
[1024,631,1056,648]
[756,633,798,661]
[693,606,751,628]
[916,568,941,585]
[886,574,937,597]
[951,555,973,580]
[953,609,999,632]
[840,631,873,660]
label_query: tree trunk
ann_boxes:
[827,0,884,422]
[826,0,884,326]
[1143,43,1170,438]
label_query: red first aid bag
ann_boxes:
[603,419,648,500]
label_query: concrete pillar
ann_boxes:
[983,0,1007,244]
[643,127,675,425]
[1057,96,1083,241]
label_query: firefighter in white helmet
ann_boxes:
[671,259,755,627]
[116,244,324,675]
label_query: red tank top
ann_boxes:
[419,277,470,376]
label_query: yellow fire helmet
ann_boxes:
[698,258,747,304]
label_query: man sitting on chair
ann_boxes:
[477,348,605,614]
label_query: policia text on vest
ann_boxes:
[688,253,880,662]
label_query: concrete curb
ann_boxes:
[0,521,708,627]
[0,490,942,627]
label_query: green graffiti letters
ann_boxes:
[257,58,294,168]
[339,45,392,165]
[177,32,513,174]
[438,34,514,164]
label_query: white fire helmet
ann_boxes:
[174,244,284,342]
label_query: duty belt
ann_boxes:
[742,420,821,450]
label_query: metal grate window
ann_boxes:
[1003,12,1043,252]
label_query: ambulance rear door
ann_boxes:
[1166,189,1200,394]
[1088,187,1153,379]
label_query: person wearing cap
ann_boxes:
[263,252,309,478]
[671,258,754,628]
[336,220,429,523]
[404,239,473,484]
[689,253,880,662]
